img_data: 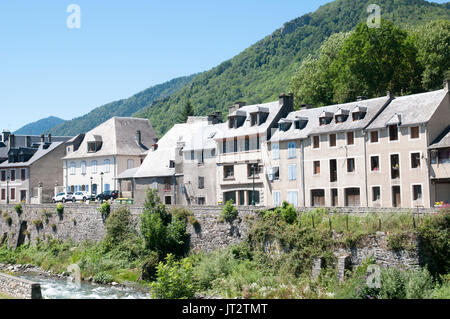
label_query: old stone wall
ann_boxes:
[0,272,42,299]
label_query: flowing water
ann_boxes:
[17,273,151,299]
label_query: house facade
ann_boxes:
[0,134,71,204]
[62,117,157,196]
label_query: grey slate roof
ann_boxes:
[270,95,390,142]
[0,135,68,160]
[429,126,450,149]
[215,101,282,139]
[367,89,448,130]
[63,117,157,159]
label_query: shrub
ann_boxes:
[50,224,57,232]
[279,202,297,224]
[93,271,114,284]
[98,202,111,221]
[379,268,407,299]
[150,254,196,299]
[55,204,64,217]
[405,268,434,299]
[387,232,409,251]
[14,204,22,215]
[221,200,238,223]
[32,219,43,230]
[140,251,160,282]
[104,207,135,248]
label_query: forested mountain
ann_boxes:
[14,116,65,135]
[48,74,196,136]
[135,0,450,136]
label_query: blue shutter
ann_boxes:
[288,142,296,158]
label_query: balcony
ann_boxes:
[163,184,172,192]
[430,148,450,179]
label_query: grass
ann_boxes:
[0,292,15,299]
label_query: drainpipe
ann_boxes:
[113,156,117,191]
[301,140,306,207]
[425,123,432,209]
[363,130,369,207]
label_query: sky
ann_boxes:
[0,0,448,132]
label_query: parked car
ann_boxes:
[73,191,95,202]
[52,192,74,203]
[96,190,119,201]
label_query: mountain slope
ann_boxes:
[15,116,65,135]
[49,74,196,136]
[135,0,450,136]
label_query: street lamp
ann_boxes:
[6,175,10,205]
[100,172,104,203]
[251,164,257,206]
[90,177,93,200]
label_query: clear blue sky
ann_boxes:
[0,0,447,132]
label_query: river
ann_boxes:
[16,273,151,299]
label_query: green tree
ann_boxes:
[412,20,450,90]
[177,100,194,123]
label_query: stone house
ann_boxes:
[213,94,294,206]
[62,117,157,196]
[0,134,71,204]
[118,114,224,205]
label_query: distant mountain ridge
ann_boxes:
[48,74,196,136]
[14,116,65,135]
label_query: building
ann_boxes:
[118,114,224,205]
[0,133,71,204]
[62,117,157,196]
[213,94,294,206]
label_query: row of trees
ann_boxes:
[290,19,450,108]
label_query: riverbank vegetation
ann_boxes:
[0,194,448,299]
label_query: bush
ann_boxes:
[379,268,407,299]
[104,207,135,248]
[279,202,297,224]
[93,271,114,284]
[98,202,111,221]
[405,268,434,299]
[140,251,161,282]
[221,200,238,223]
[14,204,22,215]
[150,254,196,299]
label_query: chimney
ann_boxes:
[40,134,45,143]
[2,130,10,143]
[26,136,31,148]
[47,134,52,143]
[357,96,367,101]
[208,112,222,125]
[136,130,142,145]
[279,93,294,112]
[229,102,246,114]
[9,134,15,149]
[387,90,394,99]
[444,79,449,92]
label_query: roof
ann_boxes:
[215,101,282,139]
[63,117,157,160]
[131,118,223,179]
[0,135,68,160]
[0,140,69,168]
[367,89,448,130]
[429,126,450,150]
[270,95,390,142]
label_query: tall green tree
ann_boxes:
[178,100,194,123]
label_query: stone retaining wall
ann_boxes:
[0,273,42,299]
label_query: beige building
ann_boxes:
[62,117,157,196]
[214,94,294,206]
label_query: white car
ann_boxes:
[72,191,92,202]
[52,192,74,203]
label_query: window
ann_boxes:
[288,142,296,158]
[91,161,97,174]
[410,126,419,139]
[67,147,71,154]
[372,187,381,202]
[198,197,206,206]
[245,136,250,151]
[10,170,15,182]
[330,159,337,182]
[198,177,205,189]
[1,189,5,201]
[169,160,175,168]
[347,132,354,145]
[313,136,320,149]
[311,189,325,207]
[319,118,328,126]
[329,134,336,147]
[413,185,422,201]
[331,189,338,207]
[87,142,96,153]
[370,131,379,143]
[21,169,26,181]
[335,115,345,123]
[272,143,280,160]
[233,137,238,153]
[270,166,280,181]
[1,171,5,182]
[391,154,400,179]
[104,160,110,173]
[104,184,110,192]
[127,160,135,169]
[371,156,380,172]
[288,191,298,207]
[345,188,360,207]
[273,192,281,207]
[250,114,257,126]
[411,153,421,169]
[191,150,195,161]
[81,161,87,175]
[352,112,365,121]
[222,140,227,154]
[247,164,262,177]
[70,162,76,175]
[10,188,16,201]
[347,158,355,173]
[313,161,321,175]
[256,134,260,150]
[224,165,234,179]
[389,125,398,141]
[288,164,297,181]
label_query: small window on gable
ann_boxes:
[410,126,419,139]
[250,114,257,126]
[87,142,96,153]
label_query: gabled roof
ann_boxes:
[63,117,157,160]
[367,89,448,130]
[429,126,450,150]
[0,135,68,160]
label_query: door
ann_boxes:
[20,190,27,203]
[392,186,401,207]
[331,189,338,207]
[345,188,360,207]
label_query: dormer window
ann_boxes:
[335,115,345,123]
[278,120,292,132]
[319,112,333,126]
[352,106,367,121]
[295,117,308,130]
[87,142,96,153]
[250,114,258,126]
[335,109,349,123]
[169,160,175,168]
